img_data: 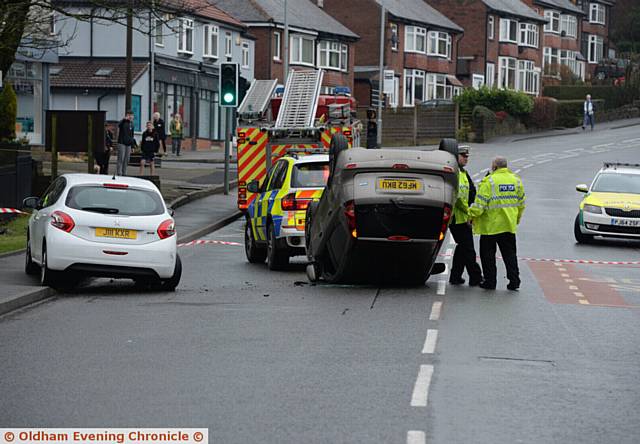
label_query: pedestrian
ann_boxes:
[116,110,136,176]
[140,121,159,176]
[170,113,183,156]
[153,112,167,156]
[448,145,483,286]
[469,156,526,291]
[96,123,114,175]
[583,94,595,130]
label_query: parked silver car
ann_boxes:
[305,136,459,285]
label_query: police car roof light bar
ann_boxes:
[604,162,640,169]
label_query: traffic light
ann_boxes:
[220,63,238,107]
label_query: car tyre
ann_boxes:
[245,218,267,263]
[439,138,459,157]
[574,214,594,244]
[25,232,39,276]
[160,255,182,291]
[267,222,288,270]
[40,243,66,289]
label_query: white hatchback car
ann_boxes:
[23,174,181,290]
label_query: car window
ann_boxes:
[41,177,67,208]
[267,161,288,191]
[261,164,279,193]
[592,173,640,194]
[65,186,165,216]
[291,162,330,188]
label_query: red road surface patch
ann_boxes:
[529,261,631,308]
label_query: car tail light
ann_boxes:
[388,235,411,241]
[281,193,311,211]
[392,164,409,169]
[345,163,357,169]
[439,204,452,241]
[344,200,357,237]
[50,211,75,233]
[103,183,129,189]
[239,200,248,210]
[239,188,247,199]
[157,219,176,239]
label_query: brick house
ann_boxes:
[520,0,586,83]
[320,0,464,108]
[427,0,547,96]
[215,0,359,92]
[576,0,616,79]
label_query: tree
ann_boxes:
[0,82,18,141]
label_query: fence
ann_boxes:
[0,146,33,209]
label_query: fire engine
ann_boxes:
[235,69,361,210]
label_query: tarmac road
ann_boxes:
[1,124,639,443]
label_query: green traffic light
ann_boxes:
[223,92,235,103]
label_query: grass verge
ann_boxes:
[0,215,29,255]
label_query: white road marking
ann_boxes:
[430,301,443,320]
[536,159,552,164]
[407,431,426,444]
[621,138,640,144]
[569,285,578,290]
[514,169,522,174]
[472,173,481,179]
[592,143,615,148]
[522,164,534,169]
[558,268,566,271]
[437,280,447,295]
[511,157,527,163]
[480,168,489,173]
[574,291,584,297]
[422,329,439,354]
[579,299,590,305]
[411,365,434,407]
[564,279,574,283]
[561,273,570,277]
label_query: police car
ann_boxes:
[244,154,329,269]
[574,162,640,243]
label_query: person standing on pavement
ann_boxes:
[153,112,167,156]
[170,113,184,156]
[449,145,483,287]
[583,94,595,130]
[117,110,136,176]
[97,123,114,175]
[140,121,160,176]
[469,157,526,291]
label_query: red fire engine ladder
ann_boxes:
[275,69,324,129]
[237,79,278,121]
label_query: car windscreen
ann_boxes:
[291,162,330,188]
[65,186,165,216]
[592,173,640,195]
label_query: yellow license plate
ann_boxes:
[378,179,421,191]
[95,227,137,239]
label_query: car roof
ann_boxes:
[287,154,329,164]
[599,164,640,176]
[61,173,160,191]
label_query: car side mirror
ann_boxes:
[22,196,39,210]
[576,184,588,193]
[167,207,175,217]
[247,180,260,193]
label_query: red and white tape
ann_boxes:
[0,208,27,215]
[440,253,640,266]
[178,239,242,248]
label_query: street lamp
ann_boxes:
[377,2,385,147]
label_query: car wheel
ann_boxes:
[574,214,594,244]
[40,243,66,289]
[245,218,267,263]
[25,232,39,276]
[267,222,288,270]
[159,255,182,291]
[439,138,459,157]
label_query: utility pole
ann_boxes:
[125,0,133,112]
[377,3,385,147]
[283,0,289,85]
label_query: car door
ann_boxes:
[255,161,287,241]
[32,177,67,262]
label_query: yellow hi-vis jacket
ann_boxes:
[453,168,471,224]
[469,168,525,235]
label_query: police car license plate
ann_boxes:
[96,227,137,239]
[611,219,640,227]
[378,179,421,192]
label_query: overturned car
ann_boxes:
[305,136,459,285]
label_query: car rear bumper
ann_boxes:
[581,212,640,238]
[46,228,177,278]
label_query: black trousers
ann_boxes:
[449,223,482,283]
[95,149,111,175]
[479,233,520,287]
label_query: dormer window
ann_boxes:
[499,19,518,43]
[589,3,605,25]
[94,68,113,77]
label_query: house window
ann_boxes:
[290,35,315,66]
[388,76,399,108]
[589,3,605,25]
[390,23,398,51]
[472,74,485,89]
[499,19,518,43]
[273,32,281,60]
[341,44,348,71]
[318,41,348,71]
[241,41,250,68]
[154,17,164,46]
[49,12,56,35]
[225,32,232,57]
[519,23,539,48]
[427,31,452,59]
[498,56,517,89]
[544,10,560,33]
[543,47,560,75]
[403,69,425,106]
[488,16,494,40]
[517,60,539,95]
[560,15,577,38]
[405,26,426,53]
[426,73,452,100]
[588,34,604,63]
[177,18,194,54]
[203,25,219,59]
[486,63,495,88]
